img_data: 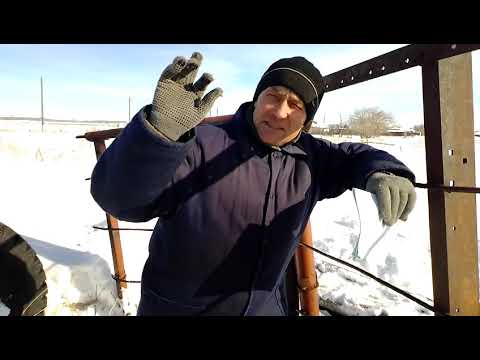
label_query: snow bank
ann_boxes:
[0,128,147,316]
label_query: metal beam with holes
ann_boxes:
[323,44,480,92]
[321,43,480,315]
[422,53,480,315]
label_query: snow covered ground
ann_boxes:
[1,124,479,316]
[311,135,438,315]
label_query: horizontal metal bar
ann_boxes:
[323,44,480,92]
[111,274,141,284]
[77,115,234,143]
[415,182,480,194]
[93,225,154,232]
[76,128,122,142]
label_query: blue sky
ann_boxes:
[1,44,478,128]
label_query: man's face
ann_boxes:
[253,86,307,147]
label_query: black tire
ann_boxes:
[0,222,48,316]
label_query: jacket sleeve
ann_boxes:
[312,138,416,200]
[90,105,198,222]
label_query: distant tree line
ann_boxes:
[309,107,424,139]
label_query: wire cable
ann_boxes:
[299,241,444,315]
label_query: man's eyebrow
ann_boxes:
[269,87,304,105]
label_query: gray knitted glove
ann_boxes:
[148,52,223,141]
[365,172,417,226]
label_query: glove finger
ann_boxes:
[173,52,203,86]
[397,189,409,222]
[376,185,391,225]
[400,189,417,221]
[159,56,188,81]
[388,186,400,225]
[192,73,214,98]
[198,87,223,116]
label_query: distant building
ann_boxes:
[310,125,350,136]
[309,126,330,135]
[382,127,420,136]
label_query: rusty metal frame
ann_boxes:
[92,140,127,298]
[422,54,479,315]
[295,221,320,315]
[78,44,480,315]
[323,43,480,316]
[323,44,480,92]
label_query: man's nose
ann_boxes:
[272,100,290,120]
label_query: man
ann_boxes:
[91,52,416,316]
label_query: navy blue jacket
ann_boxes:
[90,102,415,316]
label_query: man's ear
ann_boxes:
[302,119,313,133]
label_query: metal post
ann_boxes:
[294,220,320,315]
[422,52,480,315]
[128,96,131,122]
[40,77,44,132]
[93,140,128,299]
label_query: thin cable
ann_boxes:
[351,188,362,260]
[351,189,392,262]
[299,241,444,315]
[361,226,392,262]
[100,226,440,313]
[92,211,441,313]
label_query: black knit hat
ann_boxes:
[253,56,325,123]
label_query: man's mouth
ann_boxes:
[263,122,283,131]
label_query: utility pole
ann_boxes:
[40,76,44,132]
[128,96,131,122]
[339,112,343,137]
